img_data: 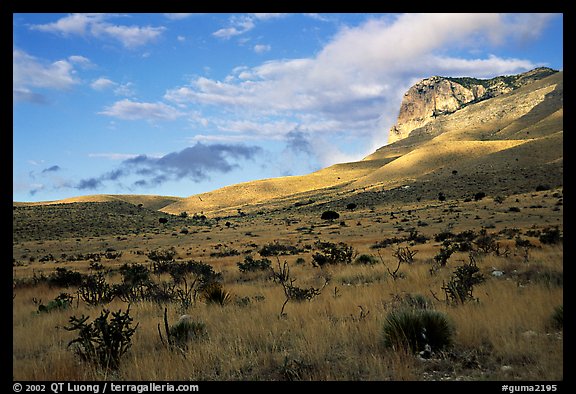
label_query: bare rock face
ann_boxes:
[388,67,558,144]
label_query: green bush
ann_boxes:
[237,255,272,273]
[382,308,453,353]
[312,241,355,267]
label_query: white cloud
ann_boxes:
[163,13,195,20]
[99,99,183,121]
[253,44,271,53]
[91,77,115,90]
[13,48,80,102]
[166,13,554,164]
[213,14,287,39]
[30,13,165,49]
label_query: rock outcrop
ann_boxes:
[388,67,558,144]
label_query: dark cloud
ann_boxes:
[285,129,313,156]
[41,165,61,174]
[75,142,262,190]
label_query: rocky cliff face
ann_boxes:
[388,67,558,144]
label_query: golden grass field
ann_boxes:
[13,187,563,381]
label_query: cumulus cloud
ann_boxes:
[99,99,183,121]
[30,13,165,49]
[13,48,81,103]
[75,143,263,190]
[91,77,116,90]
[165,13,554,164]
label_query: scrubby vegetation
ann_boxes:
[12,187,563,381]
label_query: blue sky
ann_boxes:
[13,13,563,202]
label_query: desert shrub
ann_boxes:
[179,211,188,218]
[237,255,272,273]
[441,256,486,304]
[147,248,177,273]
[354,254,379,265]
[48,267,84,288]
[259,242,304,257]
[433,241,456,267]
[539,226,562,245]
[438,192,446,202]
[209,245,240,258]
[37,292,74,313]
[434,231,455,242]
[474,229,499,254]
[371,236,406,249]
[311,241,355,267]
[407,229,429,244]
[66,307,138,371]
[508,206,521,212]
[474,192,486,201]
[113,263,157,303]
[382,308,454,353]
[346,203,357,210]
[78,272,115,305]
[320,210,340,220]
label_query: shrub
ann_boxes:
[346,203,357,210]
[48,267,84,288]
[441,256,486,304]
[237,255,272,273]
[259,242,303,257]
[78,272,115,305]
[37,292,74,313]
[66,307,138,370]
[311,241,355,267]
[354,254,379,265]
[474,192,486,201]
[382,308,454,353]
[321,210,340,220]
[539,226,561,245]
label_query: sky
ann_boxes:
[12,13,563,202]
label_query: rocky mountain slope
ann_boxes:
[159,68,562,215]
[388,67,558,143]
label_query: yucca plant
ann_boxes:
[551,305,563,330]
[382,308,454,354]
[202,282,231,306]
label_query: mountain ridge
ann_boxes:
[14,68,563,216]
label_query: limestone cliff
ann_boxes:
[388,67,558,144]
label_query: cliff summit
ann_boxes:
[388,67,558,144]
